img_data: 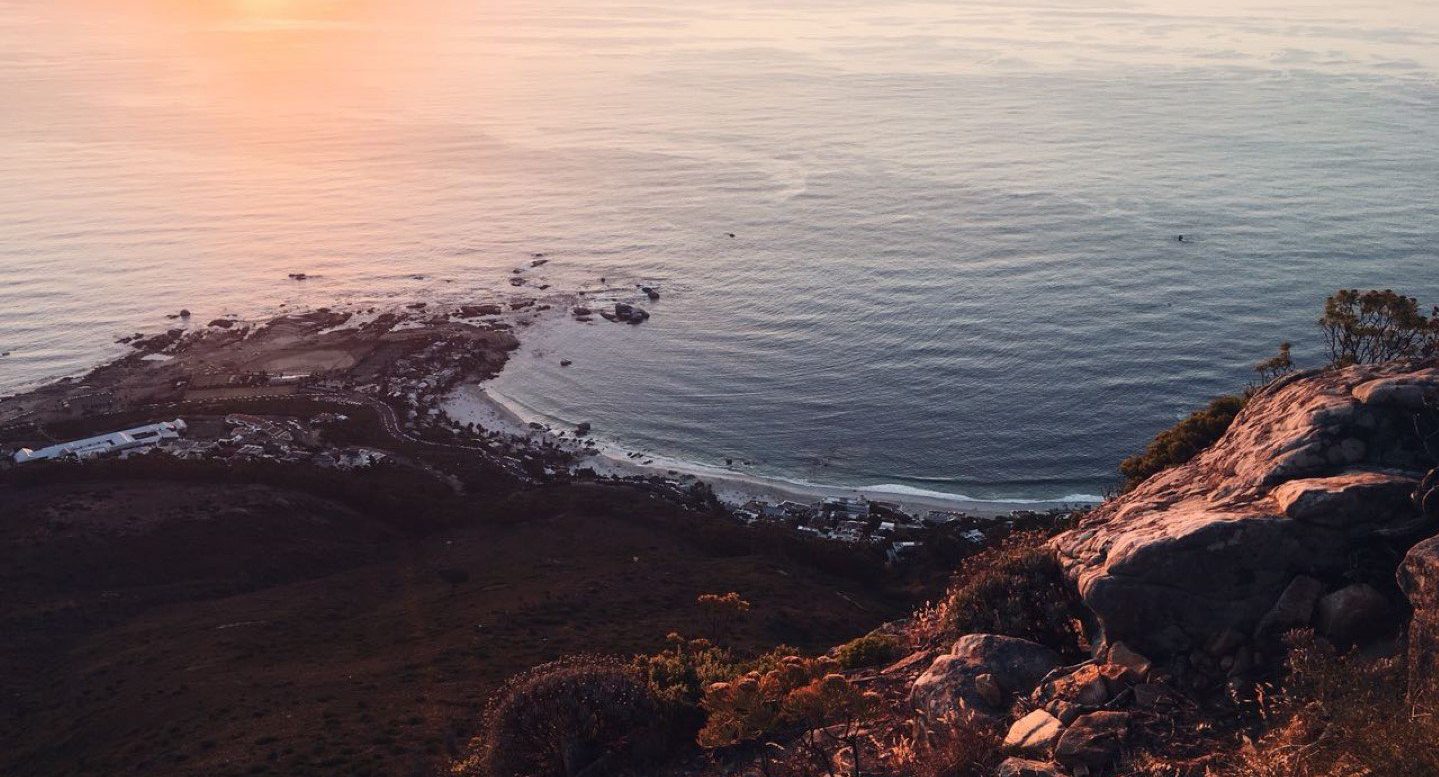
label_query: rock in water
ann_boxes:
[613,302,650,324]
[1053,364,1439,657]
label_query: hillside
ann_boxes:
[455,361,1439,777]
[0,478,923,777]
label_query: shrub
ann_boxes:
[1118,393,1247,492]
[890,718,1002,777]
[833,633,903,670]
[453,656,663,777]
[696,592,751,638]
[1254,341,1295,385]
[698,655,881,777]
[909,531,1085,657]
[1219,631,1439,777]
[631,633,742,743]
[1319,288,1439,367]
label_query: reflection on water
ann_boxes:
[2,0,1438,498]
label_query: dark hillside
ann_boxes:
[0,479,915,777]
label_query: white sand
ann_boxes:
[441,381,1097,518]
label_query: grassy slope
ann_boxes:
[0,479,915,777]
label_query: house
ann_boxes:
[12,419,187,464]
[822,497,869,518]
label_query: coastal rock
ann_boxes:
[131,329,185,354]
[208,319,235,329]
[613,302,650,324]
[910,635,1060,724]
[1053,363,1439,657]
[1400,535,1439,696]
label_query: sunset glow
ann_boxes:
[3,2,1439,775]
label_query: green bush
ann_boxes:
[1118,393,1247,492]
[633,634,740,713]
[833,633,903,670]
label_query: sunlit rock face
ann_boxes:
[1054,362,1439,657]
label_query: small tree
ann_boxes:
[697,592,752,638]
[1319,289,1439,367]
[1253,341,1295,385]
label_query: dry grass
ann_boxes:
[1215,632,1439,777]
[889,715,1002,777]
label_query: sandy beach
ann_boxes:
[441,381,1097,518]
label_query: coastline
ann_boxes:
[442,381,1100,518]
[0,272,1101,519]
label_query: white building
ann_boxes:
[12,419,188,464]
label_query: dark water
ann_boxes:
[3,0,1438,499]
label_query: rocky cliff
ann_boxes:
[1053,362,1439,657]
[890,362,1439,776]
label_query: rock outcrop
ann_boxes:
[1054,363,1439,657]
[1400,535,1439,697]
[910,634,1060,725]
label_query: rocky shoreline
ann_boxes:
[0,268,1093,531]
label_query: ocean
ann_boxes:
[2,0,1437,501]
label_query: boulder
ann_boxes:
[1352,370,1439,409]
[1004,709,1062,758]
[1054,711,1129,769]
[1400,535,1439,696]
[910,635,1061,724]
[1315,583,1391,646]
[1103,642,1152,682]
[1255,575,1323,638]
[1039,664,1111,707]
[1272,471,1418,530]
[613,303,650,324]
[996,757,1064,777]
[1053,363,1439,657]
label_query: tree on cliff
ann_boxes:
[1319,289,1439,367]
[1253,341,1294,385]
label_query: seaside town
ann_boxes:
[2,404,1066,564]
